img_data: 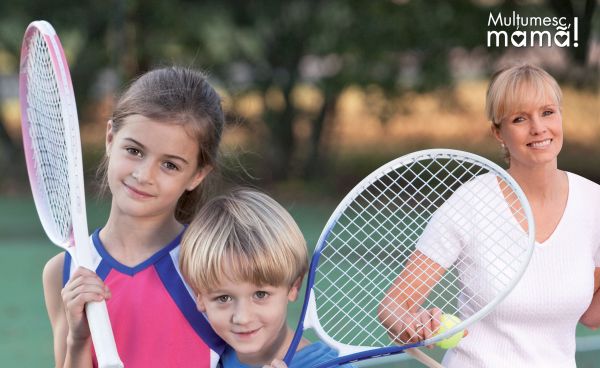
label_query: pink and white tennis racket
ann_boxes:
[19,20,123,368]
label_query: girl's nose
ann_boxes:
[132,161,154,184]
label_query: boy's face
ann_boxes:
[196,278,301,366]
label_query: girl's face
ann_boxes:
[493,87,563,170]
[196,276,301,366]
[105,115,209,220]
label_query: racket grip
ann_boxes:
[85,300,124,368]
[406,348,444,368]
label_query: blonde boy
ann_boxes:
[180,189,344,367]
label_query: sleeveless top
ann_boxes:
[64,228,225,368]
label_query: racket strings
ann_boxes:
[313,154,532,347]
[25,30,72,242]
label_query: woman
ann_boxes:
[379,64,600,367]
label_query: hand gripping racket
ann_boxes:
[284,149,535,367]
[19,20,124,368]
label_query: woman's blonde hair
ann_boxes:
[485,63,562,128]
[180,188,308,294]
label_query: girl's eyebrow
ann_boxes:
[123,137,190,165]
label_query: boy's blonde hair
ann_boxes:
[180,188,308,294]
[486,63,562,128]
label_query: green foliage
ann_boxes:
[0,0,597,188]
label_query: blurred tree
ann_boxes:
[547,0,598,66]
[0,0,596,187]
[164,0,490,181]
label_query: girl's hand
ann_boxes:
[61,267,111,344]
[263,359,288,368]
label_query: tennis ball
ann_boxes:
[434,314,463,349]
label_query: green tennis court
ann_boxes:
[1,197,600,367]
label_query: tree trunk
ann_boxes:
[303,93,337,180]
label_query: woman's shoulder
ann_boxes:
[567,171,600,195]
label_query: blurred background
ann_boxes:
[0,0,598,366]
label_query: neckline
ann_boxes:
[496,172,571,247]
[91,227,185,276]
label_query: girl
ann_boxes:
[379,64,600,367]
[42,66,226,368]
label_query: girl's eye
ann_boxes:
[216,295,231,304]
[163,161,179,171]
[126,147,142,156]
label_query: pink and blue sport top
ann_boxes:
[63,228,225,368]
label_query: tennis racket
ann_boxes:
[283,149,535,367]
[19,20,123,368]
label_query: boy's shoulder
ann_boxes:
[291,341,354,368]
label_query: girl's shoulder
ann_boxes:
[42,251,66,290]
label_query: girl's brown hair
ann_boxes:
[98,66,224,223]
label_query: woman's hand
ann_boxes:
[382,305,442,347]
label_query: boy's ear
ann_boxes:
[288,276,304,302]
[195,294,207,312]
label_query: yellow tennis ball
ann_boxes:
[435,314,463,349]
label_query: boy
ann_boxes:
[179,188,344,367]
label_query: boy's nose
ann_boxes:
[232,302,252,325]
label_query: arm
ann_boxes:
[378,250,446,344]
[43,254,110,368]
[579,267,600,329]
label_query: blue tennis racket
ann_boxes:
[284,149,535,367]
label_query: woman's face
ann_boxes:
[493,85,563,170]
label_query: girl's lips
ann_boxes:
[123,182,154,198]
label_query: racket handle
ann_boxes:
[406,348,444,368]
[85,300,124,368]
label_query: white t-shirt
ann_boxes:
[418,172,600,368]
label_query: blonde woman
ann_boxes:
[379,64,600,367]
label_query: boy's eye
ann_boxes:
[216,295,231,303]
[254,291,269,299]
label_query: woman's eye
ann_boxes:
[512,116,525,123]
[542,110,554,117]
